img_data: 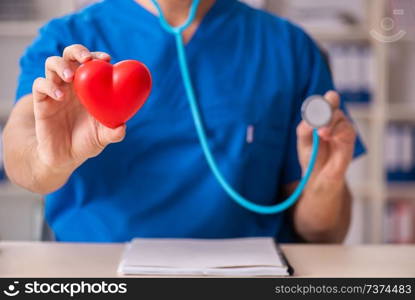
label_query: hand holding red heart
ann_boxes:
[32,44,150,173]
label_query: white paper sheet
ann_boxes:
[118,237,289,276]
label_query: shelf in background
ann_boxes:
[349,183,373,199]
[347,103,372,120]
[0,21,43,37]
[387,103,415,122]
[307,27,370,43]
[0,100,13,121]
[0,182,40,199]
[387,182,415,200]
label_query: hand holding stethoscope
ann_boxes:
[298,91,357,188]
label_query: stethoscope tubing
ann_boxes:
[150,0,321,214]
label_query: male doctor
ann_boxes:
[3,0,364,242]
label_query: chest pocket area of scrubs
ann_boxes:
[244,120,286,195]
[203,104,287,204]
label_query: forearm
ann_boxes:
[3,96,75,194]
[293,177,352,243]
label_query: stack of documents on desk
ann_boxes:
[118,237,292,276]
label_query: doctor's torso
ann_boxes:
[16,0,333,242]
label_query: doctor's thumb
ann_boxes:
[99,124,127,147]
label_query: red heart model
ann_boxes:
[74,59,152,128]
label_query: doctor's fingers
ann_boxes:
[33,77,63,102]
[296,120,314,148]
[324,90,340,110]
[91,51,111,61]
[331,117,357,145]
[62,44,110,62]
[46,52,111,84]
[45,56,75,84]
[63,44,92,64]
[317,109,346,141]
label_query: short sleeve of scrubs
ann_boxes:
[16,19,69,101]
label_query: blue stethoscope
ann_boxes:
[150,0,333,214]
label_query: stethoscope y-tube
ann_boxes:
[150,0,333,214]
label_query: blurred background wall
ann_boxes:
[0,0,414,244]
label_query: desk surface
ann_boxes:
[0,242,414,277]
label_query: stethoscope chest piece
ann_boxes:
[301,95,333,129]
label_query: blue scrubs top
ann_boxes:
[16,0,365,242]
